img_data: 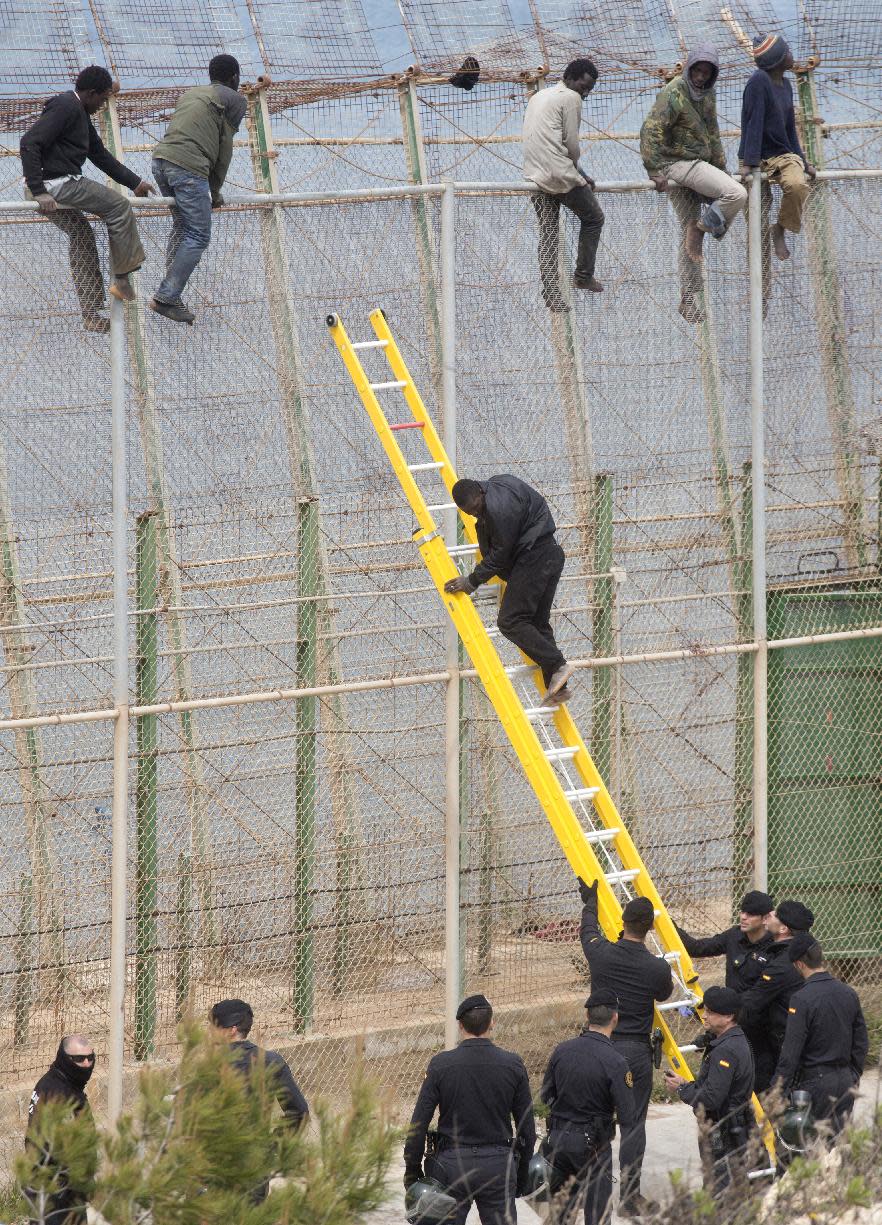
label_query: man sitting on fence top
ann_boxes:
[20,65,156,333]
[739,35,816,263]
[640,46,747,323]
[150,55,247,324]
[522,58,605,312]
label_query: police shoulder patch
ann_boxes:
[788,1007,797,1013]
[719,1059,730,1068]
[625,1070,634,1088]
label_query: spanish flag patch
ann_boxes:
[762,974,771,981]
[788,1007,797,1013]
[719,1059,730,1068]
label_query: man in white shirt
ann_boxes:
[523,59,604,312]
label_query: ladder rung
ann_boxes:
[427,502,456,513]
[563,786,600,803]
[408,461,444,472]
[505,663,537,676]
[448,543,478,556]
[543,746,580,762]
[486,627,502,638]
[389,422,425,432]
[604,868,640,885]
[351,339,389,350]
[524,705,557,719]
[370,380,408,390]
[585,828,619,844]
[662,950,682,962]
[677,1044,699,1054]
[657,998,697,1013]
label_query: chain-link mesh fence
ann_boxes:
[1,0,881,1186]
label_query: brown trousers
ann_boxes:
[762,153,810,233]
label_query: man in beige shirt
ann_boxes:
[523,59,604,312]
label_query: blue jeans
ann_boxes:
[152,157,212,304]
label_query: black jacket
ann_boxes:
[580,901,673,1037]
[678,1025,754,1123]
[774,972,869,1092]
[467,475,557,588]
[20,92,142,196]
[737,939,803,1049]
[541,1029,636,1135]
[229,1041,309,1129]
[404,1038,536,1176]
[26,1043,97,1209]
[674,922,773,992]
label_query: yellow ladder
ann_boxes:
[328,307,774,1157]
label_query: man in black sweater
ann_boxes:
[674,890,775,993]
[578,879,673,1217]
[25,1034,98,1225]
[20,65,155,332]
[444,475,574,706]
[404,994,536,1224]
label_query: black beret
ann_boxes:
[585,987,619,1009]
[703,986,741,1016]
[622,896,655,924]
[456,993,491,1020]
[788,932,820,963]
[211,998,253,1028]
[775,900,814,932]
[740,890,774,915]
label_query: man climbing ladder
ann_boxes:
[443,476,574,707]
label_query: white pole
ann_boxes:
[440,179,460,1050]
[748,172,768,891]
[107,295,129,1121]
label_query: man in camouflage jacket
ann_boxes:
[640,45,747,323]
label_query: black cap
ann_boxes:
[775,900,815,932]
[788,932,820,963]
[585,987,619,1009]
[703,986,741,1016]
[210,998,253,1028]
[456,993,491,1020]
[622,897,655,924]
[740,890,774,915]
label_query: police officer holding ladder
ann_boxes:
[404,993,536,1224]
[578,878,673,1217]
[664,986,756,1197]
[539,987,637,1224]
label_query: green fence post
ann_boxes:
[13,875,34,1046]
[592,475,614,782]
[175,852,192,1021]
[294,498,318,1031]
[135,511,159,1060]
[734,463,755,900]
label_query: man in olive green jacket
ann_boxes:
[150,54,246,322]
[640,45,746,323]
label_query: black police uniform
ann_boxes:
[404,1037,536,1224]
[541,1029,637,1225]
[774,972,869,1136]
[26,1042,97,1225]
[737,939,803,1092]
[674,923,773,992]
[229,1040,309,1202]
[678,1025,755,1195]
[580,892,672,1207]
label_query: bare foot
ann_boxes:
[684,221,704,264]
[771,223,791,260]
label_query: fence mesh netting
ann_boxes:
[0,0,881,1175]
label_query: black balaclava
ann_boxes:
[53,1039,95,1089]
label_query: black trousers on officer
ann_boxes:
[548,1133,613,1225]
[799,1066,856,1139]
[698,1134,750,1200]
[29,1190,86,1225]
[612,1036,653,1206]
[434,1144,515,1225]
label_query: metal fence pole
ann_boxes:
[441,180,461,1050]
[748,173,768,891]
[134,511,159,1061]
[108,294,129,1123]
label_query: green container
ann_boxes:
[767,584,882,958]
